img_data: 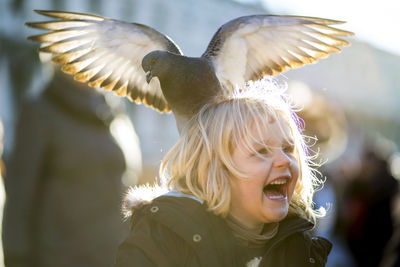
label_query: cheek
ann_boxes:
[230,178,263,203]
[237,158,272,176]
[291,162,300,180]
[290,154,300,177]
[289,158,300,189]
[252,158,273,174]
[229,179,246,201]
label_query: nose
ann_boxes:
[272,149,291,168]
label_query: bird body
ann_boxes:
[142,51,222,117]
[26,10,353,131]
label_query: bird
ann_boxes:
[26,10,353,132]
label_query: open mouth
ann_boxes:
[263,177,289,200]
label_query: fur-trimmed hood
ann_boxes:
[122,184,169,218]
[122,184,204,219]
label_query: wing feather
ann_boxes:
[51,47,92,64]
[25,20,93,30]
[203,15,353,90]
[27,10,183,113]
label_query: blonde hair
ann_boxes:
[160,78,324,223]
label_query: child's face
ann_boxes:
[229,118,299,230]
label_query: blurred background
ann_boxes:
[0,0,399,266]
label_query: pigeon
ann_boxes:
[26,10,353,132]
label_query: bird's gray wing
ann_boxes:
[27,10,183,112]
[202,15,353,90]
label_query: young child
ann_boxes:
[116,78,331,267]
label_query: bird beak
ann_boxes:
[145,71,152,83]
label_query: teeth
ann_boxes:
[268,194,284,199]
[269,178,287,185]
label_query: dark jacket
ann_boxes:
[116,190,332,267]
[3,74,128,267]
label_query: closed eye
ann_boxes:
[283,144,295,153]
[257,147,270,155]
[258,148,268,154]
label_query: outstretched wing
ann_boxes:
[27,10,183,112]
[202,15,353,90]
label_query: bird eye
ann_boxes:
[151,59,156,65]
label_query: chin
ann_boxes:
[263,206,289,223]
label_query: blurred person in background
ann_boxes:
[0,118,4,265]
[336,140,399,267]
[0,118,4,180]
[379,180,400,267]
[2,69,141,267]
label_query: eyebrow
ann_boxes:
[252,137,294,148]
[282,138,295,145]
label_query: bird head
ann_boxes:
[142,50,165,83]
